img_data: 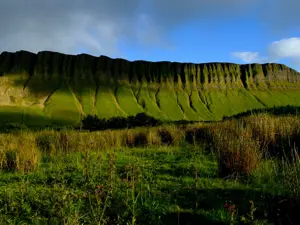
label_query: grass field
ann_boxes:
[0,114,300,224]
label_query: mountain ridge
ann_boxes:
[0,50,300,127]
[1,50,298,73]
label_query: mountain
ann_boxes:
[0,50,300,127]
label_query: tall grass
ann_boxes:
[0,133,41,172]
[0,113,299,177]
[211,121,263,178]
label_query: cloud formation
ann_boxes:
[0,0,299,57]
[269,37,300,69]
[0,0,253,56]
[230,52,265,63]
[0,0,141,56]
[268,38,300,58]
[231,37,300,70]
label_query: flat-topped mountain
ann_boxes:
[0,50,300,126]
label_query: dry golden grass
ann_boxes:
[0,114,299,175]
[211,121,263,177]
[0,133,41,172]
[242,114,300,158]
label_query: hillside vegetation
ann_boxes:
[0,50,300,127]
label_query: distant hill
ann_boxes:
[0,50,300,127]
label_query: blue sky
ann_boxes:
[0,0,300,71]
[119,16,268,63]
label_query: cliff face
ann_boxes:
[0,50,300,126]
[1,50,298,87]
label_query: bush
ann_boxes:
[185,127,213,145]
[116,131,149,148]
[81,113,160,131]
[133,132,149,147]
[158,129,173,145]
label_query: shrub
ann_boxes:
[133,132,148,147]
[157,126,185,146]
[81,114,102,131]
[81,113,160,131]
[185,126,214,145]
[158,129,173,145]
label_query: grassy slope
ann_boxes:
[205,89,265,119]
[2,81,300,125]
[191,90,216,121]
[71,79,97,116]
[156,86,185,121]
[43,82,81,125]
[1,56,300,125]
[176,90,200,121]
[115,84,144,116]
[251,89,300,107]
[136,87,167,120]
[95,84,128,118]
[23,106,51,126]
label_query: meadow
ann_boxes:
[0,113,300,225]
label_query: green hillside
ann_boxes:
[0,50,300,127]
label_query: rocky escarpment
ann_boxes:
[1,51,298,89]
[0,50,300,126]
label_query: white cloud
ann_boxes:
[230,37,300,71]
[232,37,300,63]
[230,52,266,63]
[268,37,300,70]
[268,37,300,58]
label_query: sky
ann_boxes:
[0,0,300,71]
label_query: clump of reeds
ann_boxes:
[211,121,263,178]
[242,114,300,159]
[0,133,41,172]
[157,125,185,146]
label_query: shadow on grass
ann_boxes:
[160,211,227,225]
[163,187,300,225]
[223,105,300,120]
[0,110,79,133]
